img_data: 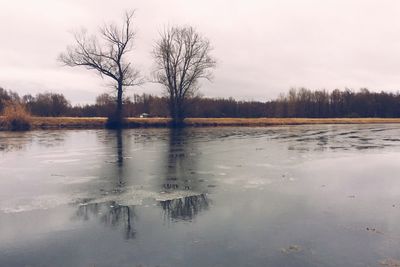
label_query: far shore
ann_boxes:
[2,117,400,130]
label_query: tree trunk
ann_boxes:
[116,82,123,123]
[169,98,184,127]
[106,82,124,129]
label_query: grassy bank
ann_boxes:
[2,116,400,130]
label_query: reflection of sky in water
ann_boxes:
[1,125,400,266]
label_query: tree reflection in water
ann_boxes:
[76,201,136,239]
[74,128,211,238]
[159,128,210,221]
[114,129,126,192]
[159,194,209,221]
[74,129,137,239]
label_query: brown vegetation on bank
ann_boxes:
[1,117,400,130]
[0,103,32,131]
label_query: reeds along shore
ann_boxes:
[2,117,400,130]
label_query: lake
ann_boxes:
[1,125,400,267]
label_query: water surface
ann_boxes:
[1,125,400,266]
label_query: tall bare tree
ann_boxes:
[153,26,216,126]
[59,11,142,128]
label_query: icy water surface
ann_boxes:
[1,125,400,266]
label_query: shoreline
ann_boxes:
[2,117,400,130]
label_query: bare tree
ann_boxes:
[153,26,216,126]
[59,11,142,128]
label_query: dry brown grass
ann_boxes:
[2,116,400,130]
[29,117,106,129]
[1,103,32,131]
[185,117,400,126]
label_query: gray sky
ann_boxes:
[1,0,400,104]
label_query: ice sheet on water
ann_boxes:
[216,165,232,170]
[84,186,204,206]
[48,175,98,185]
[0,186,205,213]
[33,151,86,159]
[41,159,81,164]
[0,194,73,213]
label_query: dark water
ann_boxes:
[1,125,400,266]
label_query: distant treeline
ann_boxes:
[1,87,400,118]
[267,88,400,118]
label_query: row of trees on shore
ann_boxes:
[2,87,400,118]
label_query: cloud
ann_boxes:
[1,0,400,104]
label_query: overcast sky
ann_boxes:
[1,0,400,104]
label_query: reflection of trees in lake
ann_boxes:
[73,128,211,238]
[159,128,210,221]
[75,201,136,239]
[73,129,136,239]
[115,129,125,189]
[163,128,197,191]
[96,129,128,191]
[116,129,124,167]
[160,194,209,221]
